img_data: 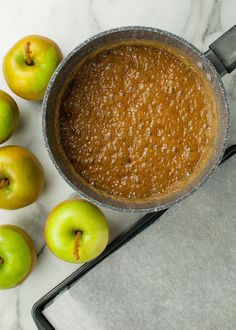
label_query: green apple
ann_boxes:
[0,90,19,144]
[45,199,109,263]
[0,145,45,209]
[0,225,36,289]
[3,35,62,100]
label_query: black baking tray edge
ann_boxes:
[32,145,236,330]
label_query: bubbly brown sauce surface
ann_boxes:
[59,44,216,199]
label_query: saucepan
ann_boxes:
[43,25,236,213]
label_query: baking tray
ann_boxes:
[32,145,236,330]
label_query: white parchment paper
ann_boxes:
[44,155,236,330]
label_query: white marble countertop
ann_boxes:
[0,0,236,329]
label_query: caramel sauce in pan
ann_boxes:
[59,43,217,200]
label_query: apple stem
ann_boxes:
[0,257,4,265]
[73,231,82,261]
[25,42,34,66]
[0,178,9,189]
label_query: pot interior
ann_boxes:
[43,27,229,212]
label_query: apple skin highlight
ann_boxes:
[45,199,109,263]
[0,225,36,290]
[0,90,19,144]
[0,146,45,210]
[3,35,63,101]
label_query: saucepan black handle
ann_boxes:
[204,24,236,77]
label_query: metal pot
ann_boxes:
[43,25,236,213]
